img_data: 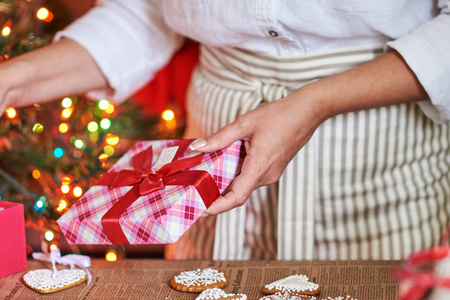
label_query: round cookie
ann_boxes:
[23,269,87,294]
[196,288,247,300]
[259,292,317,300]
[261,275,320,296]
[169,268,229,293]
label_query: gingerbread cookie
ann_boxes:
[261,275,320,296]
[196,288,247,300]
[259,292,317,300]
[23,269,87,294]
[169,268,229,293]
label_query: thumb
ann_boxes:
[189,122,248,153]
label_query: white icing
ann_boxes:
[23,269,87,291]
[174,268,227,287]
[322,297,358,300]
[259,292,316,300]
[265,275,319,293]
[196,288,247,300]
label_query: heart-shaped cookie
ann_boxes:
[23,269,87,294]
[196,288,247,300]
[261,275,320,296]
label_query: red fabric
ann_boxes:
[0,201,27,278]
[132,41,199,115]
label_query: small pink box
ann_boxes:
[0,201,27,278]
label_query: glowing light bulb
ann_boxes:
[56,200,67,212]
[44,230,54,241]
[104,145,114,156]
[6,108,17,119]
[105,104,115,114]
[100,118,111,130]
[1,26,11,37]
[61,97,72,108]
[36,200,44,208]
[87,121,99,132]
[74,139,84,149]
[50,244,58,251]
[62,176,71,185]
[106,134,119,146]
[162,110,175,121]
[61,185,70,194]
[105,250,117,261]
[99,153,109,161]
[62,108,72,119]
[32,123,44,134]
[36,8,49,20]
[32,169,41,179]
[73,186,83,197]
[59,123,69,133]
[98,99,110,110]
[54,148,64,158]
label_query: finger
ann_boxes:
[205,154,261,215]
[189,120,250,152]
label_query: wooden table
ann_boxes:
[0,259,402,299]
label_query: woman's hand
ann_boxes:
[191,51,428,216]
[191,88,326,215]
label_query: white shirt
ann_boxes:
[56,0,450,123]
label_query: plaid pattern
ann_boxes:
[57,140,245,244]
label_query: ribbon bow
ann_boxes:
[96,139,220,244]
[398,246,450,300]
[32,249,92,286]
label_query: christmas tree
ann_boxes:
[0,0,184,259]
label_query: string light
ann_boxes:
[36,8,53,22]
[106,134,119,145]
[53,148,63,158]
[74,139,85,149]
[32,169,41,179]
[61,97,72,108]
[61,177,71,185]
[56,200,67,212]
[1,26,11,37]
[104,145,114,156]
[59,123,69,133]
[32,123,44,134]
[50,243,58,251]
[100,118,111,130]
[105,104,115,114]
[99,153,109,161]
[61,108,72,119]
[5,108,17,119]
[87,121,99,132]
[98,99,109,110]
[105,250,117,261]
[61,185,70,194]
[73,186,83,197]
[162,109,175,121]
[44,230,54,241]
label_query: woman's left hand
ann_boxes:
[190,88,326,215]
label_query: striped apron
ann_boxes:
[165,45,450,261]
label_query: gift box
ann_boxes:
[57,139,245,245]
[0,201,27,278]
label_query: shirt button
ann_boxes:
[268,30,279,37]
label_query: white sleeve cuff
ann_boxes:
[386,14,450,123]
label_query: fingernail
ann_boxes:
[189,138,207,151]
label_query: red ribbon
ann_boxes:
[95,139,220,244]
[397,246,450,300]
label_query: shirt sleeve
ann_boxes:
[54,0,184,103]
[386,0,450,123]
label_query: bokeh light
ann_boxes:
[61,184,70,194]
[44,230,54,241]
[1,26,11,37]
[87,121,99,132]
[32,169,41,179]
[98,99,109,110]
[104,145,114,156]
[5,108,17,119]
[100,118,111,130]
[36,8,53,22]
[105,250,117,262]
[32,123,44,134]
[59,123,69,133]
[74,139,85,149]
[106,134,119,146]
[50,244,58,251]
[73,186,83,197]
[61,97,72,108]
[61,176,71,185]
[62,108,72,119]
[162,109,175,121]
[105,104,115,114]
[53,148,63,158]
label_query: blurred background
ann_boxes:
[0,0,198,261]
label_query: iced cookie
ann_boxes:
[196,288,247,299]
[169,268,229,293]
[22,269,87,294]
[259,292,317,300]
[261,275,320,296]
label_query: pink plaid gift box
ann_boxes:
[57,139,245,245]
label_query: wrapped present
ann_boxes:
[0,201,27,278]
[57,139,245,245]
